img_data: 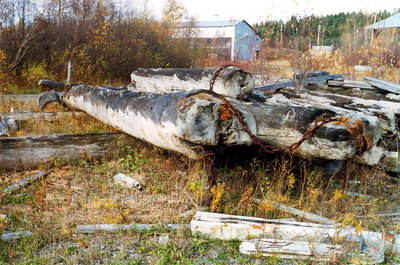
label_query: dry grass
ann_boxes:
[2,61,400,263]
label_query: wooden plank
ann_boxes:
[130,67,254,99]
[239,239,342,262]
[64,85,380,161]
[305,74,343,84]
[190,211,395,252]
[3,111,87,121]
[364,77,400,94]
[0,133,138,171]
[0,93,64,102]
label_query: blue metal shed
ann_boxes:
[179,20,262,61]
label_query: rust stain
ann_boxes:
[219,103,232,121]
[332,117,367,151]
[251,225,263,230]
[383,234,395,241]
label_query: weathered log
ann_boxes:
[129,67,254,99]
[38,79,65,89]
[364,77,400,94]
[0,93,64,102]
[64,85,379,161]
[277,87,400,138]
[327,80,375,90]
[240,239,342,261]
[38,90,62,112]
[190,211,398,253]
[2,170,53,194]
[294,71,330,80]
[3,111,87,121]
[0,132,137,170]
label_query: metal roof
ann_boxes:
[180,20,242,28]
[366,13,400,29]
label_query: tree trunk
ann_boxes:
[129,67,254,100]
[0,132,137,171]
[63,85,380,162]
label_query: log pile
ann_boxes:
[59,68,400,170]
[3,68,400,171]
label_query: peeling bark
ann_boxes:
[63,85,380,162]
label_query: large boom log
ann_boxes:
[129,67,254,100]
[63,85,380,162]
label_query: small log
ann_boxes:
[0,93,64,102]
[2,170,53,194]
[3,111,87,121]
[239,239,342,261]
[364,77,400,94]
[130,67,254,99]
[64,85,380,161]
[38,90,62,112]
[0,133,138,170]
[77,224,189,233]
[38,79,66,89]
[1,230,33,241]
[191,211,397,253]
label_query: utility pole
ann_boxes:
[370,14,376,46]
[317,24,321,46]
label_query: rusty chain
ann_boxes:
[210,64,240,91]
[209,65,334,154]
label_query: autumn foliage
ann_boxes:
[0,0,206,88]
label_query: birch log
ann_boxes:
[64,85,380,161]
[129,67,254,100]
[276,87,400,138]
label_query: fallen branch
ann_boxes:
[2,170,53,194]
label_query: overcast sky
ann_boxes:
[119,0,400,24]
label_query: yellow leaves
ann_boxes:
[210,183,225,212]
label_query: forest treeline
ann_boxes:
[254,10,399,50]
[0,0,205,86]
